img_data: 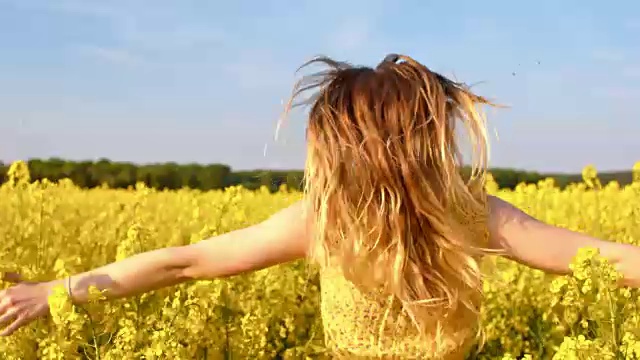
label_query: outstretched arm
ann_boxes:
[487,195,640,287]
[0,201,310,335]
[62,200,310,303]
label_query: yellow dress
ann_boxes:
[318,204,489,359]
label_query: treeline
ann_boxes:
[0,159,304,191]
[0,158,633,192]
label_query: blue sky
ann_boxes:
[0,0,638,172]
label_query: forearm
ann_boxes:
[502,219,640,286]
[516,221,620,273]
[53,246,197,304]
[50,202,310,304]
[489,196,640,287]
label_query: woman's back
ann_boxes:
[319,266,473,359]
[318,205,490,359]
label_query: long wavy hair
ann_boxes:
[284,54,496,340]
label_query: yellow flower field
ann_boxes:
[1,161,640,359]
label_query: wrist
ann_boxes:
[46,278,74,301]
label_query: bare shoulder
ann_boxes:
[486,195,539,250]
[265,200,311,226]
[487,195,535,225]
[261,200,313,252]
[187,200,312,278]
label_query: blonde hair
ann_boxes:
[287,54,495,342]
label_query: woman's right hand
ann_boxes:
[0,272,54,336]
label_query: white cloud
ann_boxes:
[223,50,294,91]
[623,66,640,78]
[320,0,386,55]
[591,49,625,62]
[626,18,640,30]
[4,0,127,21]
[330,18,372,52]
[591,86,640,100]
[120,23,225,52]
[78,45,144,66]
[10,0,226,54]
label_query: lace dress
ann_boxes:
[318,205,489,359]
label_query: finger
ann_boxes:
[0,294,13,315]
[1,272,23,284]
[0,314,29,336]
[0,307,17,327]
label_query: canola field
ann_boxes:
[1,161,640,359]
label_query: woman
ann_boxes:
[1,54,639,359]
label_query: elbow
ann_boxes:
[499,217,576,275]
[167,245,203,282]
[174,241,233,281]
